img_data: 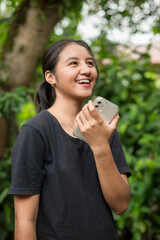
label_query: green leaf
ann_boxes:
[0,188,9,204]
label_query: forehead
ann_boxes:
[59,43,92,61]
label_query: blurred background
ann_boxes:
[0,0,160,239]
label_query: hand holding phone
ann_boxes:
[73,96,119,141]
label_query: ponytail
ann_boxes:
[36,81,55,111]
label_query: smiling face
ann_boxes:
[45,43,98,102]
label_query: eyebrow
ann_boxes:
[65,57,95,62]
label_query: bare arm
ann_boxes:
[76,100,130,215]
[93,144,130,214]
[14,194,40,240]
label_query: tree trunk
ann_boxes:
[0,116,8,159]
[0,0,82,159]
[2,0,63,88]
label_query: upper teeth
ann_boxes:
[77,80,90,84]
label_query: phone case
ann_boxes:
[73,96,119,141]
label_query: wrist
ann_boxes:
[91,142,111,158]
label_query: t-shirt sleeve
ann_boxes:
[109,129,131,177]
[8,125,46,195]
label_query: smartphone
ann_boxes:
[73,96,119,141]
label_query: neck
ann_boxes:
[48,95,83,123]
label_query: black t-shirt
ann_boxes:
[9,110,131,240]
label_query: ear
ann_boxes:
[45,70,57,86]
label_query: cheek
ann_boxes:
[57,68,78,80]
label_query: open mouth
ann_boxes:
[76,79,91,84]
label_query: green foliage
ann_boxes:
[88,0,160,34]
[0,150,14,240]
[16,101,37,129]
[0,86,36,240]
[92,33,160,240]
[0,86,34,120]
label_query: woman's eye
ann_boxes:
[87,61,94,66]
[69,61,78,65]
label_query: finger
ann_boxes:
[83,102,100,126]
[109,114,120,127]
[76,105,97,132]
[82,103,88,111]
[75,114,84,131]
[78,110,89,127]
[81,103,90,121]
[88,100,104,124]
[87,100,99,118]
[87,100,95,111]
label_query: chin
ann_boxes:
[76,92,92,101]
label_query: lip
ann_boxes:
[76,78,92,82]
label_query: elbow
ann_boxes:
[113,195,130,215]
[114,203,129,215]
[115,188,131,215]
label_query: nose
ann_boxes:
[79,63,91,76]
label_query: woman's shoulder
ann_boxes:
[21,110,51,133]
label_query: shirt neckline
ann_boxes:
[43,110,83,142]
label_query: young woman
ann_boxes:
[9,39,131,240]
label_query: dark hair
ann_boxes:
[36,39,99,111]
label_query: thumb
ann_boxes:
[109,114,120,128]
